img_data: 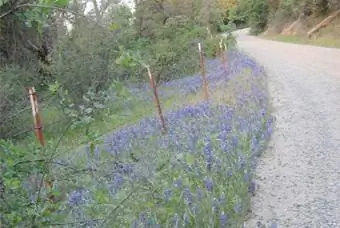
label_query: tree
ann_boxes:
[132,0,223,83]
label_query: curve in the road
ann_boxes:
[236,29,340,228]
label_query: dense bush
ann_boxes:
[247,0,270,35]
[49,25,114,106]
[0,66,36,139]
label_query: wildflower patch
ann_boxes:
[66,51,273,227]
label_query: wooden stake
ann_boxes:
[28,87,45,146]
[146,67,166,133]
[206,27,213,39]
[198,43,209,101]
[220,39,227,68]
[27,88,58,205]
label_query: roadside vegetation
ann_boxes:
[0,0,273,226]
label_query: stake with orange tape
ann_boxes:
[198,42,209,101]
[28,87,45,146]
[219,39,227,67]
[146,66,167,134]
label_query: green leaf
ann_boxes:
[185,153,195,166]
[48,81,60,95]
[6,178,21,189]
[54,0,70,7]
[93,188,110,204]
[109,23,120,31]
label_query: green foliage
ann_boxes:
[144,26,204,82]
[0,1,239,225]
[224,0,269,34]
[247,0,270,35]
[128,0,226,82]
[0,66,37,140]
[229,0,340,35]
[49,29,113,106]
[219,21,237,33]
[222,1,249,28]
[0,140,61,227]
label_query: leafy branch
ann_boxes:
[0,3,102,28]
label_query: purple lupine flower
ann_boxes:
[250,135,258,153]
[174,178,182,188]
[68,190,84,206]
[203,138,213,171]
[163,189,172,201]
[234,202,242,214]
[204,177,214,192]
[220,211,228,227]
[237,153,246,169]
[227,169,233,177]
[248,181,256,196]
[113,174,124,189]
[244,171,250,182]
[138,212,147,224]
[68,188,89,206]
[183,188,193,206]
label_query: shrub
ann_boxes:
[0,66,35,140]
[0,140,56,227]
[49,25,115,107]
[248,0,270,35]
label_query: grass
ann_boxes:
[262,34,340,48]
[261,13,340,49]
[2,51,274,227]
[16,85,191,155]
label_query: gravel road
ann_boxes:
[235,29,340,227]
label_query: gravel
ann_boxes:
[235,29,340,227]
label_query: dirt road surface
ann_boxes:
[235,29,340,228]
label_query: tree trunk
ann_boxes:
[307,9,340,37]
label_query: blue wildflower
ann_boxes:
[174,178,182,188]
[203,138,213,171]
[234,202,242,214]
[183,188,193,206]
[248,181,256,196]
[163,189,172,201]
[204,177,214,192]
[220,211,228,227]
